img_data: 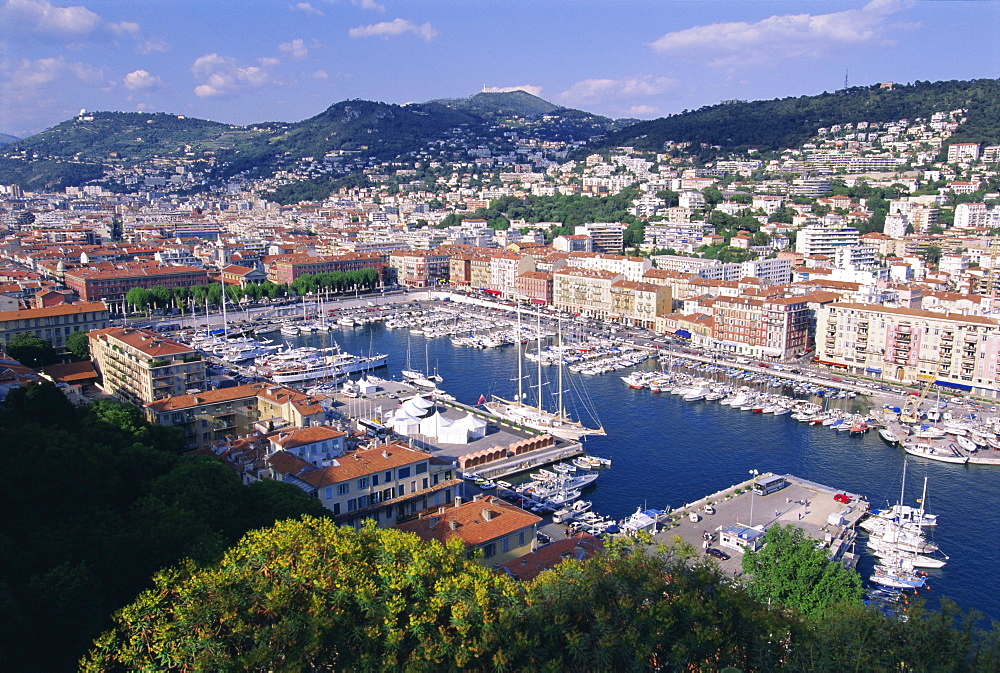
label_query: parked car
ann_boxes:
[705,547,731,560]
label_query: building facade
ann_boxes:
[90,327,206,406]
[0,301,108,350]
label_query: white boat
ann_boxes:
[955,435,978,452]
[870,563,926,590]
[485,309,604,441]
[279,324,301,336]
[903,442,969,464]
[269,351,388,384]
[878,428,900,445]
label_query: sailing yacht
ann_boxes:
[484,308,604,441]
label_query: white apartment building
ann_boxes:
[883,214,909,239]
[815,302,1000,398]
[574,222,627,254]
[552,268,623,319]
[947,142,980,163]
[795,222,861,257]
[565,251,651,282]
[954,203,987,230]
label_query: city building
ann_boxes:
[266,252,385,285]
[389,249,451,288]
[711,296,812,359]
[267,441,461,527]
[396,494,541,567]
[552,268,623,319]
[795,221,861,257]
[90,327,206,406]
[0,301,108,351]
[63,263,209,304]
[573,222,627,254]
[144,382,328,450]
[815,302,1000,397]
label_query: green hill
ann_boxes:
[429,90,563,120]
[595,78,1000,155]
[0,133,19,146]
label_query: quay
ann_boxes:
[646,474,867,575]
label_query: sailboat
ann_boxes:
[484,306,604,441]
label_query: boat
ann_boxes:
[903,442,969,464]
[879,428,900,445]
[268,350,388,384]
[279,324,301,336]
[870,563,926,590]
[485,310,604,441]
[955,435,978,452]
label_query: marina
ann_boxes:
[168,300,1000,622]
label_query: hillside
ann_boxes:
[595,78,1000,155]
[429,90,562,120]
[0,133,19,146]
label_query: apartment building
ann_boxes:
[397,495,541,566]
[795,222,861,257]
[144,382,328,450]
[266,441,461,527]
[90,327,206,406]
[389,249,451,288]
[566,251,651,282]
[516,270,553,304]
[0,301,108,350]
[609,280,672,328]
[573,222,627,254]
[552,268,623,319]
[266,252,384,285]
[711,295,812,359]
[947,142,980,163]
[490,252,535,298]
[815,302,1000,397]
[63,263,209,303]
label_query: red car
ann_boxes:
[833,493,850,504]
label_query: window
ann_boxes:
[324,486,333,500]
[518,531,525,547]
[398,466,411,479]
[502,537,510,553]
[383,488,393,501]
[415,462,427,475]
[332,503,341,515]
[358,495,369,508]
[482,543,496,559]
[372,473,380,487]
[338,483,350,495]
[422,477,428,490]
[358,477,369,489]
[398,483,405,496]
[384,470,393,482]
[347,498,357,512]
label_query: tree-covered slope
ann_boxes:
[598,79,1000,154]
[429,90,563,120]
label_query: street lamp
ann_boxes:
[748,469,759,528]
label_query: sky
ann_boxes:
[1,0,998,138]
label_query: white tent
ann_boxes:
[358,377,378,395]
[401,396,434,418]
[389,410,420,435]
[419,410,453,439]
[453,412,488,440]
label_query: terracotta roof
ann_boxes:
[272,426,345,449]
[90,327,193,357]
[828,302,999,325]
[0,301,107,322]
[498,533,604,581]
[396,495,541,547]
[296,442,432,487]
[37,360,98,382]
[267,451,315,477]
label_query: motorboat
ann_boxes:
[878,428,900,445]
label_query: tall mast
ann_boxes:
[919,476,928,517]
[516,303,523,406]
[221,280,228,339]
[536,310,543,414]
[557,317,564,421]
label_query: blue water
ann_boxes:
[292,323,1000,622]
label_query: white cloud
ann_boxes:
[348,18,438,42]
[137,37,169,54]
[258,57,281,67]
[279,38,309,59]
[483,85,544,97]
[291,2,323,16]
[650,0,908,68]
[311,69,329,79]
[1,0,102,35]
[123,69,162,91]
[191,53,274,98]
[9,55,103,88]
[625,105,657,117]
[108,20,140,36]
[559,76,676,105]
[353,0,385,12]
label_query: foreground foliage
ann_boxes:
[85,520,1000,672]
[0,385,327,671]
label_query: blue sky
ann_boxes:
[1,0,998,137]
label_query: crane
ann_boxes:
[899,376,935,424]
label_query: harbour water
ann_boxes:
[289,322,1000,622]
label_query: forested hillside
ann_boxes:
[597,79,1000,155]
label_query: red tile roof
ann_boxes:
[396,496,541,547]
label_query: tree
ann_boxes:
[124,287,152,314]
[740,524,863,619]
[65,330,90,360]
[83,518,523,671]
[655,189,680,207]
[924,245,943,267]
[5,332,58,367]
